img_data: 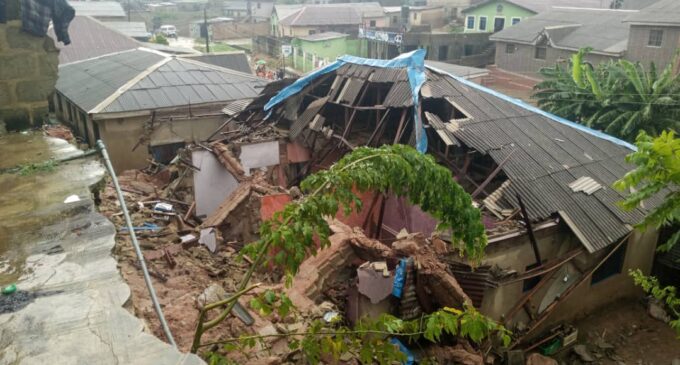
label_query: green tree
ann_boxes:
[149,34,169,45]
[533,48,680,142]
[191,145,508,362]
[615,130,680,336]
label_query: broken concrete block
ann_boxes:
[196,283,227,309]
[573,344,594,362]
[648,299,671,323]
[357,264,394,304]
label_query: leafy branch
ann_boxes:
[203,304,511,364]
[192,145,489,354]
[630,269,680,336]
[616,131,680,337]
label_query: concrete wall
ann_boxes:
[404,32,492,63]
[462,0,533,33]
[363,16,389,29]
[410,8,446,28]
[281,24,358,38]
[96,112,226,171]
[292,36,355,72]
[0,16,59,131]
[494,41,617,78]
[211,21,270,40]
[626,25,680,71]
[478,224,658,333]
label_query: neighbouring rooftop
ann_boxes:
[47,16,139,64]
[56,48,267,115]
[624,0,680,25]
[68,0,126,18]
[490,7,636,55]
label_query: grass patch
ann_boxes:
[18,160,58,176]
[193,41,240,53]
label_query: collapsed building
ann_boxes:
[198,49,662,348]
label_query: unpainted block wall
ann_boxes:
[0,3,60,131]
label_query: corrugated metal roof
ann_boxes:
[69,1,126,18]
[260,59,659,253]
[56,48,268,114]
[383,81,413,107]
[279,5,362,26]
[490,8,634,55]
[624,0,680,24]
[47,16,140,64]
[568,176,602,195]
[290,96,328,138]
[102,21,151,39]
[183,52,253,74]
[222,98,253,116]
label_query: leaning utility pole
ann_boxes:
[203,7,210,53]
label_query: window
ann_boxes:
[648,29,663,47]
[438,45,448,60]
[392,16,398,24]
[464,44,474,56]
[370,20,376,27]
[413,12,418,20]
[506,44,515,54]
[591,242,627,284]
[479,16,487,31]
[512,17,521,25]
[308,29,316,35]
[496,4,503,12]
[466,15,475,29]
[257,2,261,8]
[535,46,547,60]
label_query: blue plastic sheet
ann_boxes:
[392,258,408,298]
[264,50,429,153]
[389,338,415,365]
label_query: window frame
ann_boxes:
[478,16,487,31]
[505,43,515,54]
[493,16,506,32]
[591,242,628,285]
[466,15,475,30]
[534,46,547,60]
[369,19,376,27]
[648,29,663,47]
[511,17,521,25]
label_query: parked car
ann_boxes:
[159,25,177,38]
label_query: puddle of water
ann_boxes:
[0,132,104,286]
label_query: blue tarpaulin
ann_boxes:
[264,49,429,153]
[264,50,636,153]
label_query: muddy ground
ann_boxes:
[568,300,680,365]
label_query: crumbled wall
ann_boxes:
[0,1,59,131]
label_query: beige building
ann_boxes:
[54,48,267,171]
[274,2,386,37]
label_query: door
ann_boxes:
[494,17,505,32]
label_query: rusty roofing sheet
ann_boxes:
[383,82,413,107]
[290,96,328,139]
[424,112,458,147]
[339,78,365,105]
[369,68,408,83]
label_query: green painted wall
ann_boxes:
[292,36,365,73]
[461,0,534,33]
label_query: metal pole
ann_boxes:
[96,140,177,348]
[204,7,210,53]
